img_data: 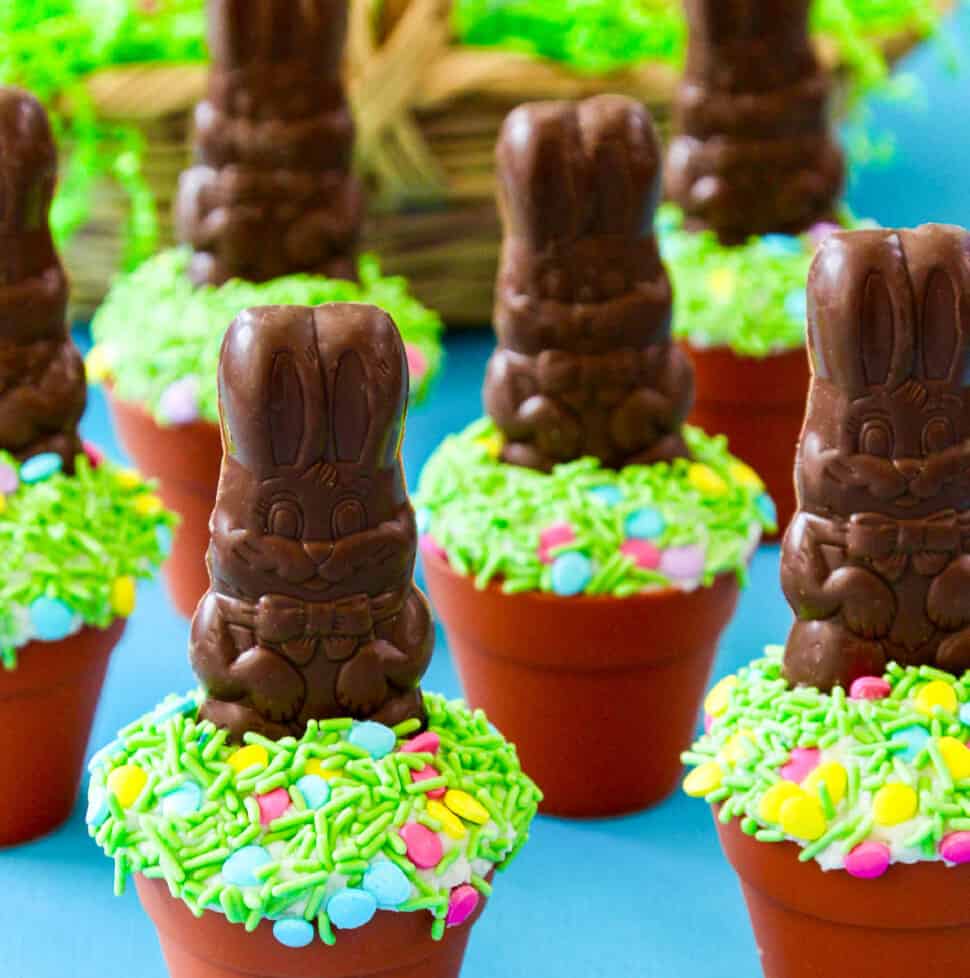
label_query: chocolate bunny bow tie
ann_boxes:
[847,510,961,578]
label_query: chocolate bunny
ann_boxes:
[665,0,844,244]
[782,226,970,690]
[176,0,363,286]
[0,87,85,472]
[484,95,693,471]
[191,303,433,740]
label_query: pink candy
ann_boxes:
[400,822,443,869]
[659,544,706,580]
[446,885,480,927]
[256,788,291,826]
[809,222,842,247]
[704,714,714,734]
[419,535,448,563]
[780,747,820,784]
[844,841,891,880]
[411,764,446,799]
[406,343,428,381]
[849,676,891,701]
[401,731,441,755]
[82,441,104,469]
[538,523,576,565]
[620,539,661,571]
[940,832,970,865]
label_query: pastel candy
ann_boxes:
[295,774,330,810]
[159,377,200,425]
[624,507,665,540]
[154,696,197,723]
[809,222,841,246]
[156,524,173,557]
[939,831,970,864]
[780,747,820,784]
[551,552,593,596]
[415,508,431,534]
[110,576,137,617]
[227,744,269,775]
[872,783,918,827]
[761,234,803,256]
[756,493,777,526]
[411,764,446,799]
[961,702,970,726]
[363,861,412,908]
[161,780,203,818]
[222,845,272,887]
[30,596,75,642]
[538,522,576,564]
[419,534,448,563]
[890,725,930,762]
[444,789,489,825]
[784,290,808,323]
[0,462,18,493]
[273,918,314,948]
[849,676,891,701]
[256,787,291,825]
[405,343,428,381]
[349,721,396,759]
[106,764,147,809]
[86,787,109,828]
[915,681,958,717]
[936,737,970,780]
[327,888,378,930]
[399,822,443,869]
[83,441,103,468]
[400,731,440,755]
[587,485,623,506]
[845,841,890,880]
[688,463,727,496]
[20,452,62,484]
[446,885,480,927]
[659,544,705,580]
[620,539,661,570]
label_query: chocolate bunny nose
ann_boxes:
[303,541,333,565]
[893,458,923,480]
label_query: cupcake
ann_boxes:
[0,87,172,846]
[416,94,773,818]
[87,0,442,618]
[88,303,538,978]
[663,0,852,537]
[683,225,970,978]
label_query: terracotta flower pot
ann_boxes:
[423,552,740,817]
[108,391,222,618]
[135,876,486,978]
[684,343,810,539]
[0,619,125,846]
[715,812,970,978]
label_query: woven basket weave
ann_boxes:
[66,0,950,325]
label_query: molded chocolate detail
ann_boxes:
[0,87,85,471]
[782,225,970,689]
[484,95,693,472]
[176,0,363,286]
[666,0,844,243]
[191,303,433,740]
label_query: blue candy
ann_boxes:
[415,508,431,535]
[222,845,272,887]
[161,780,203,818]
[272,918,314,948]
[587,485,623,507]
[348,721,396,760]
[154,695,197,724]
[88,739,123,773]
[624,507,665,540]
[551,552,593,596]
[363,860,412,908]
[761,234,804,257]
[756,493,777,526]
[327,888,378,930]
[295,774,330,810]
[19,452,63,484]
[784,289,808,323]
[156,524,173,557]
[890,724,931,762]
[86,787,109,828]
[960,702,970,727]
[30,596,75,642]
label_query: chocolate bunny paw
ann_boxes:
[927,556,970,630]
[827,566,896,640]
[336,641,395,715]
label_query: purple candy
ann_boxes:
[809,222,841,247]
[159,377,200,425]
[0,462,18,494]
[940,831,970,865]
[659,544,706,580]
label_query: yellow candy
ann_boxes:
[758,781,804,823]
[915,681,958,717]
[115,469,143,490]
[873,783,918,826]
[937,737,970,781]
[708,267,736,301]
[779,793,828,841]
[107,764,148,809]
[476,433,504,459]
[688,464,729,497]
[227,744,269,775]
[427,799,467,839]
[85,345,113,383]
[704,676,737,718]
[728,460,764,490]
[304,759,339,780]
[110,576,137,618]
[0,494,6,515]
[134,494,164,517]
[683,762,723,798]
[720,730,755,764]
[803,761,848,808]
[444,789,489,825]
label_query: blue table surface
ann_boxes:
[4,12,970,977]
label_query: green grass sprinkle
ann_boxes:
[415,418,773,596]
[88,691,540,940]
[89,248,444,423]
[0,452,173,668]
[683,647,970,874]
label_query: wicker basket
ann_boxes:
[67,0,951,325]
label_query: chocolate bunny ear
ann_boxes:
[313,304,408,471]
[808,230,916,396]
[496,101,585,249]
[685,0,810,44]
[898,225,970,387]
[577,95,661,238]
[0,87,57,239]
[218,306,329,475]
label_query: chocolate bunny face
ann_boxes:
[799,228,970,521]
[209,304,411,604]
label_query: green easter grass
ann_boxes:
[89,248,444,423]
[683,648,970,873]
[0,452,174,667]
[415,419,774,596]
[88,691,540,943]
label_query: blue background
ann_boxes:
[2,10,970,976]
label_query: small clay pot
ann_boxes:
[0,619,125,846]
[423,552,740,817]
[108,391,221,618]
[684,343,810,539]
[136,876,486,978]
[715,812,970,978]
